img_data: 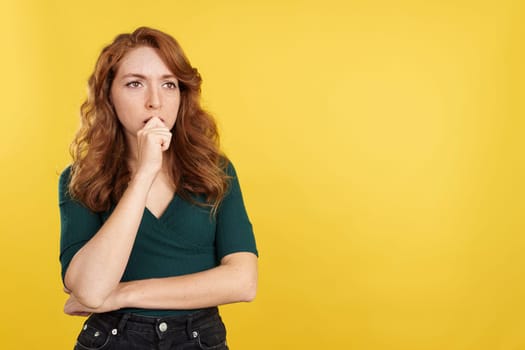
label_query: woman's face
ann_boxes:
[110,46,181,140]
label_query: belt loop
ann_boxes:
[117,313,131,335]
[185,314,194,340]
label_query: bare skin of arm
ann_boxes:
[64,117,258,314]
[64,252,258,316]
[64,117,172,308]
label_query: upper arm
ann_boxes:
[58,167,102,282]
[215,162,258,262]
[220,251,258,268]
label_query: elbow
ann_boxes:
[64,277,108,309]
[241,284,257,302]
[75,292,107,310]
[221,252,258,303]
[239,273,258,302]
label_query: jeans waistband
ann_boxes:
[91,307,219,339]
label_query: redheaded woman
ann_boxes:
[59,27,258,350]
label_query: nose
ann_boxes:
[146,87,161,109]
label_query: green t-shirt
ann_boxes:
[58,162,258,316]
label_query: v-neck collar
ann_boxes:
[144,194,178,221]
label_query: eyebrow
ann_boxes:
[120,73,177,80]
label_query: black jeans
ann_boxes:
[73,307,229,350]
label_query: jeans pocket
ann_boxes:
[196,321,228,350]
[197,339,228,350]
[74,321,112,350]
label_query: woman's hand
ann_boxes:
[63,286,122,316]
[64,293,94,316]
[135,116,172,178]
[62,119,170,309]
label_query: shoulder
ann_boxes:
[221,157,238,178]
[220,158,248,199]
[58,165,73,201]
[59,165,72,186]
[221,158,240,193]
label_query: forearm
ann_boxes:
[117,252,258,310]
[64,174,154,308]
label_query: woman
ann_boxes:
[58,27,258,350]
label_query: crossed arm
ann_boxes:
[63,121,257,315]
[62,168,257,316]
[64,252,258,316]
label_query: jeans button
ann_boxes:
[159,322,168,332]
[192,330,199,338]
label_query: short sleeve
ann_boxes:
[215,162,258,261]
[58,166,102,281]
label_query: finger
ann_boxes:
[65,301,92,315]
[144,131,172,148]
[65,309,91,317]
[143,116,166,129]
[142,128,171,136]
[160,134,172,151]
[137,129,171,143]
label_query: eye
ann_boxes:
[163,81,178,89]
[126,81,143,88]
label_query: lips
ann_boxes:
[143,116,165,124]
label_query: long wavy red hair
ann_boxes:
[69,27,229,214]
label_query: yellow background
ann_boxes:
[1,0,524,349]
